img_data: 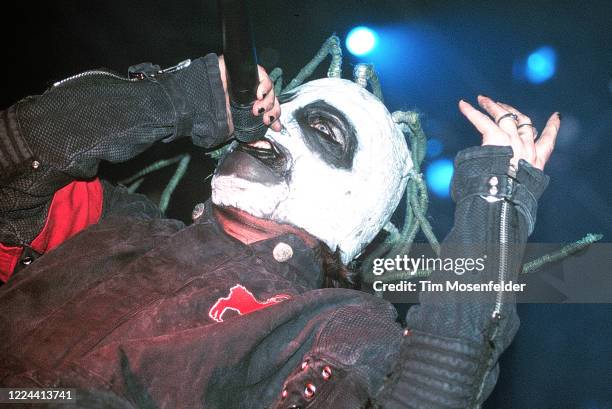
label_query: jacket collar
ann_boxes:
[194,200,324,290]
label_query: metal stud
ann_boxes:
[304,383,316,399]
[273,242,293,262]
[321,366,332,380]
[301,359,309,370]
[281,389,288,399]
[31,160,40,170]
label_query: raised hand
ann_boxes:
[459,95,560,170]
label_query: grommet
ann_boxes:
[273,242,293,262]
[21,256,33,265]
[31,160,40,170]
[191,203,206,221]
[489,176,498,186]
[321,366,332,380]
[304,383,316,399]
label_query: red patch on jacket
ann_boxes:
[209,284,291,323]
[0,178,103,282]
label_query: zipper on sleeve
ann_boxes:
[492,177,512,321]
[472,176,514,408]
[52,59,192,88]
[53,70,139,88]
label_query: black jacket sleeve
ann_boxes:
[377,145,549,409]
[0,54,229,245]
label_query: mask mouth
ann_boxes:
[234,137,288,174]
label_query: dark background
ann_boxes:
[4,0,612,407]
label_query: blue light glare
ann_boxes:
[346,26,378,56]
[526,46,557,84]
[426,158,454,198]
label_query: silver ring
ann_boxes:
[496,112,518,125]
[517,123,538,138]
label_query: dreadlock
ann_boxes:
[313,242,359,289]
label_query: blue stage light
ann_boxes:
[526,46,557,84]
[346,26,377,56]
[426,158,454,198]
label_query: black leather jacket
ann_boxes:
[0,54,548,408]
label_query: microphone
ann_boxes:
[219,0,268,143]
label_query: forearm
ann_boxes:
[378,145,549,409]
[16,53,229,178]
[0,54,229,246]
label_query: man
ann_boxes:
[0,51,559,408]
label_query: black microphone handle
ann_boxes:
[219,0,268,142]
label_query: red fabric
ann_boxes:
[0,178,103,283]
[0,244,23,282]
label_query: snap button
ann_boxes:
[191,203,206,221]
[489,186,498,195]
[489,176,498,186]
[273,242,293,262]
[21,256,34,265]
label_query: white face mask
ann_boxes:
[212,78,412,263]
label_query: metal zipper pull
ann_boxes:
[160,59,191,74]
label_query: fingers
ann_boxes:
[252,88,275,115]
[262,97,282,131]
[252,70,274,115]
[498,102,537,142]
[534,112,561,169]
[458,100,510,145]
[256,65,273,100]
[253,65,282,131]
[477,95,519,138]
[497,102,530,126]
[461,95,559,171]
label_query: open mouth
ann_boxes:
[235,138,287,173]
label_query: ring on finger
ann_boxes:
[517,123,538,138]
[496,112,519,125]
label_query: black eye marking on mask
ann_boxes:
[294,100,358,169]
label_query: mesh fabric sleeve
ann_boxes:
[1,54,229,245]
[376,146,549,409]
